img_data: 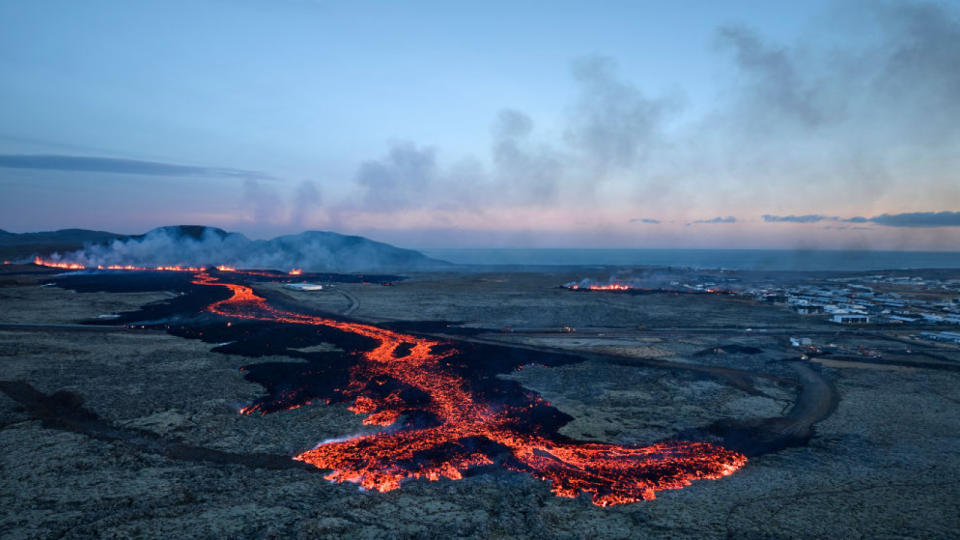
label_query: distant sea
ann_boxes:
[421,248,960,272]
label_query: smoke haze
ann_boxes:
[45,226,447,273]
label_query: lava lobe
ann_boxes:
[189,272,747,506]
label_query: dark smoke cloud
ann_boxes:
[355,142,438,210]
[238,179,329,230]
[346,1,959,235]
[678,1,960,215]
[291,181,322,227]
[762,214,831,223]
[870,2,960,143]
[494,109,533,139]
[0,154,274,180]
[564,56,679,173]
[714,1,960,142]
[351,57,682,213]
[352,111,564,211]
[491,109,562,202]
[241,180,286,223]
[715,25,826,130]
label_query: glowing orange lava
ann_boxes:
[32,258,206,272]
[155,265,207,272]
[33,257,85,270]
[566,283,632,291]
[190,272,746,506]
[289,268,302,275]
[588,283,631,291]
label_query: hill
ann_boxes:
[0,226,450,272]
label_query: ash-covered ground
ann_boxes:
[1,264,959,538]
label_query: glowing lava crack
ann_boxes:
[192,272,746,506]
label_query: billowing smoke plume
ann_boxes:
[345,2,960,241]
[45,226,447,273]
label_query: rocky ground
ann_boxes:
[1,266,958,538]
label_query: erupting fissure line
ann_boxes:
[33,257,206,272]
[567,283,632,291]
[564,281,729,295]
[190,272,747,506]
[33,258,306,277]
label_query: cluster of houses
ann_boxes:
[750,275,960,326]
[670,273,960,327]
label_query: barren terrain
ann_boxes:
[1,265,959,538]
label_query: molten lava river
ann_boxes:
[50,264,746,506]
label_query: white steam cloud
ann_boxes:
[46,227,446,272]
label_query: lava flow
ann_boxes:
[32,257,86,270]
[33,257,206,272]
[567,282,632,291]
[186,272,746,506]
[563,279,733,296]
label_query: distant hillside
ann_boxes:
[0,228,125,246]
[265,231,440,272]
[0,226,451,272]
[127,225,235,242]
[0,228,126,260]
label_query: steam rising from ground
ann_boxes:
[44,227,444,272]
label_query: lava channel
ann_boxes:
[191,272,746,506]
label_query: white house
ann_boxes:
[831,314,870,324]
[283,282,325,291]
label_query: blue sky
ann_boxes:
[1,0,959,249]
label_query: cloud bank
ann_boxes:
[763,211,960,228]
[856,211,960,228]
[0,154,274,180]
[689,216,736,225]
[762,214,830,223]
